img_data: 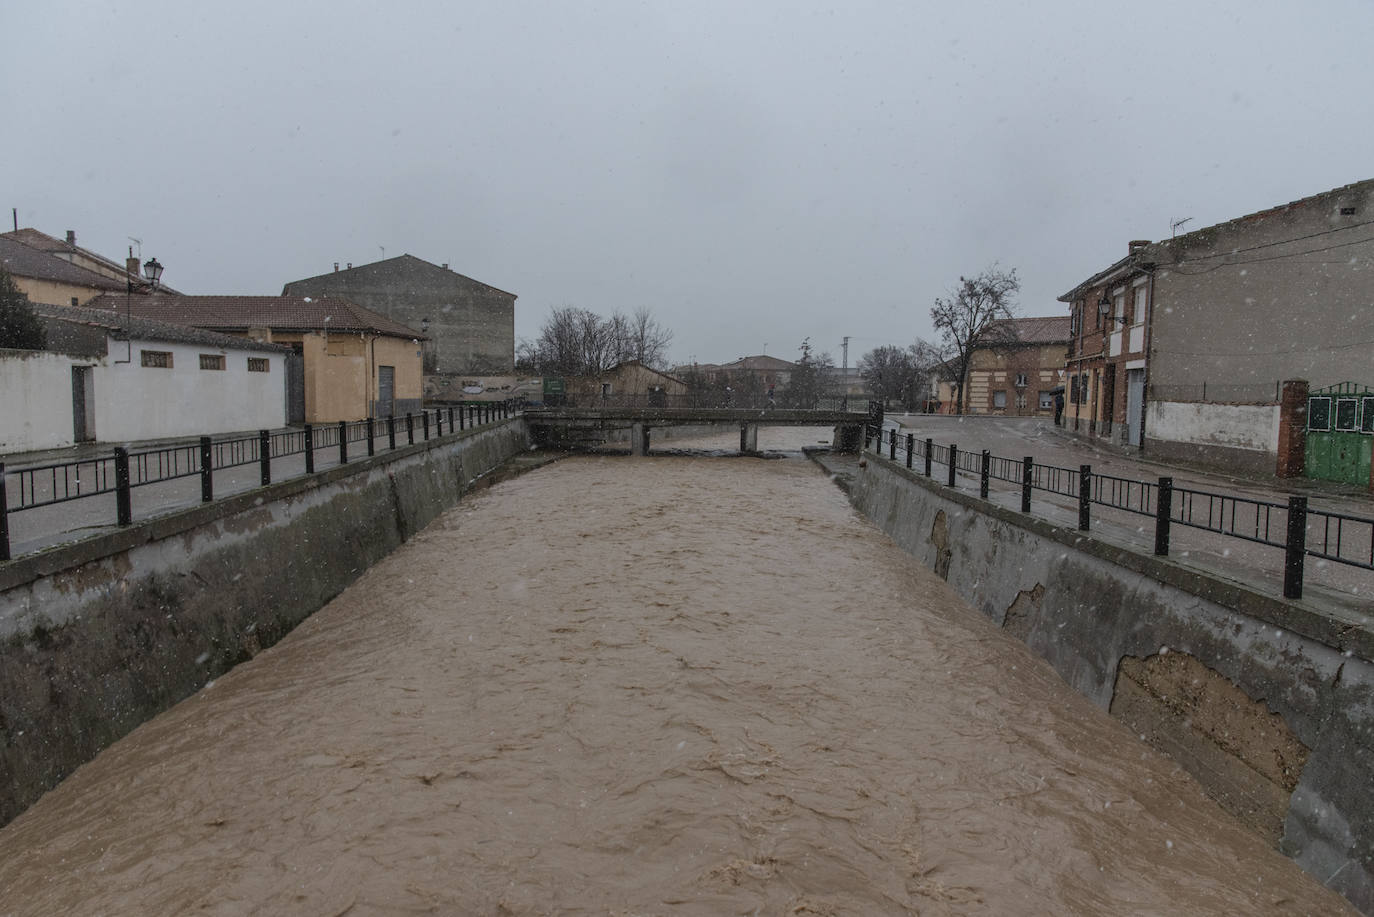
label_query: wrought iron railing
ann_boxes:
[864,427,1373,600]
[0,401,520,560]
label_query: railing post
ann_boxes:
[388,415,396,450]
[367,418,375,457]
[924,438,932,476]
[905,433,914,469]
[304,424,315,474]
[259,430,271,485]
[339,420,348,464]
[1284,495,1307,600]
[1078,464,1092,531]
[406,412,415,445]
[0,463,10,561]
[1154,477,1173,556]
[1021,456,1033,513]
[115,446,132,526]
[448,407,455,430]
[435,409,443,437]
[200,436,214,503]
[947,444,957,487]
[980,450,990,499]
[460,405,467,430]
[422,411,430,441]
[889,429,897,461]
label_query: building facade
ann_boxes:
[83,294,426,424]
[963,317,1071,417]
[1060,178,1374,473]
[1,304,287,452]
[283,255,516,378]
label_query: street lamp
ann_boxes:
[1098,291,1128,325]
[143,257,163,289]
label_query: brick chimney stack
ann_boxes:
[65,230,76,247]
[1128,240,1151,254]
[126,246,140,279]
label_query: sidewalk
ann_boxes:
[1,427,301,471]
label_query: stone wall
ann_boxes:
[827,450,1374,914]
[0,420,530,828]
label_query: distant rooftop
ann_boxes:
[82,293,426,340]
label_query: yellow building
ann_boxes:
[82,293,426,423]
[1,233,126,306]
[567,360,688,406]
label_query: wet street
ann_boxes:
[0,452,1355,915]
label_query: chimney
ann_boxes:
[347,262,352,269]
[333,262,339,272]
[442,263,449,270]
[1128,239,1151,254]
[66,230,76,247]
[126,246,140,278]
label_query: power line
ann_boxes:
[1167,234,1374,275]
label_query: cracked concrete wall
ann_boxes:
[0,421,530,829]
[843,454,1374,915]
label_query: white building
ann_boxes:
[1,304,289,453]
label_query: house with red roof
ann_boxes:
[83,293,427,424]
[962,316,1071,416]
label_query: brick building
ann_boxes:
[963,317,1071,416]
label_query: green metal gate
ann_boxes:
[1305,382,1374,485]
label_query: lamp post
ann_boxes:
[1098,291,1128,326]
[119,255,165,363]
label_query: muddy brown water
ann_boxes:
[0,450,1355,915]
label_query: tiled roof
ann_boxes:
[720,354,799,371]
[1,228,184,294]
[31,302,291,353]
[0,236,125,292]
[987,316,1072,344]
[81,293,427,340]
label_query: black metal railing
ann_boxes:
[548,391,857,411]
[864,427,1373,600]
[0,401,520,561]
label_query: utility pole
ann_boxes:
[842,336,850,410]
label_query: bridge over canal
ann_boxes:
[524,406,871,454]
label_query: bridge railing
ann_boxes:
[0,401,522,561]
[550,392,856,411]
[865,428,1373,601]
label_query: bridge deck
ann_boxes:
[525,407,868,426]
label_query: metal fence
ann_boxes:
[0,401,520,561]
[554,392,857,411]
[866,427,1373,601]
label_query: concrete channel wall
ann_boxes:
[0,419,531,829]
[833,451,1374,914]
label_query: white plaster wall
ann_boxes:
[0,351,81,452]
[93,339,287,441]
[1146,400,1280,453]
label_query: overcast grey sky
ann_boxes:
[6,0,1372,368]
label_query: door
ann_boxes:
[1125,369,1145,447]
[285,349,305,425]
[71,365,95,442]
[376,365,395,418]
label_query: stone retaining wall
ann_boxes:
[827,450,1374,914]
[0,421,530,828]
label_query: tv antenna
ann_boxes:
[127,237,142,258]
[1170,217,1192,238]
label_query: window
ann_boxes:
[1362,396,1374,434]
[1069,376,1079,404]
[1133,286,1147,327]
[1015,392,1027,410]
[1335,397,1359,431]
[247,357,270,372]
[1014,372,1028,387]
[199,354,225,371]
[1308,396,1331,431]
[993,390,1007,409]
[1039,391,1055,409]
[1113,290,1126,326]
[140,350,173,368]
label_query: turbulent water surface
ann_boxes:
[0,449,1354,915]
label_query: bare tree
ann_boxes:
[782,338,835,409]
[518,305,675,377]
[930,266,1020,414]
[858,345,913,409]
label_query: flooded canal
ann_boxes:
[0,452,1354,915]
